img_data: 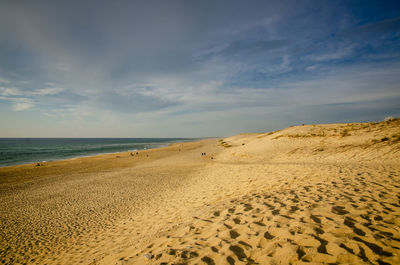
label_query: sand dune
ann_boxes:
[127,163,400,264]
[1,119,399,264]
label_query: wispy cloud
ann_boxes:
[305,64,320,71]
[305,45,354,62]
[0,77,10,84]
[0,94,35,111]
[0,86,22,96]
[0,1,399,136]
[33,86,64,96]
[206,39,289,59]
[337,16,400,38]
[12,101,34,111]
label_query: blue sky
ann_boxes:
[0,0,399,137]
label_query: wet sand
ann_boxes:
[1,119,399,264]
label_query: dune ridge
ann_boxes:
[0,119,399,264]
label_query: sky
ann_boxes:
[0,0,400,137]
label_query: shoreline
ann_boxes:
[1,120,399,264]
[0,137,221,264]
[0,138,198,169]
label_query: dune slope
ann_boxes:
[118,119,400,265]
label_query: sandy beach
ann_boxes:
[1,119,400,264]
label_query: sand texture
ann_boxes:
[1,119,400,264]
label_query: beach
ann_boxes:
[1,119,399,264]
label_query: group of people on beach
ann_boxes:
[201,152,213,159]
[130,152,149,158]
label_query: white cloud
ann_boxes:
[33,86,64,95]
[259,55,292,74]
[305,45,354,62]
[305,64,320,71]
[0,77,10,84]
[40,108,72,117]
[0,93,35,111]
[280,63,400,106]
[0,87,22,96]
[12,102,34,111]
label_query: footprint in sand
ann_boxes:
[253,220,266,226]
[272,209,280,215]
[243,203,253,211]
[226,256,236,265]
[296,246,306,260]
[264,231,275,240]
[310,214,322,224]
[353,237,392,257]
[229,245,247,261]
[311,234,329,254]
[343,217,366,236]
[332,205,349,215]
[232,217,240,224]
[201,256,215,265]
[230,230,240,239]
[314,227,324,235]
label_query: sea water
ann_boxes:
[0,138,192,167]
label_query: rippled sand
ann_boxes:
[1,119,399,264]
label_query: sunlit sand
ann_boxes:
[1,119,399,264]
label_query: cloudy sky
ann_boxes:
[0,0,399,137]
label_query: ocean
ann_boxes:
[0,138,193,167]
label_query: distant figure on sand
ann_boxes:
[130,152,133,156]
